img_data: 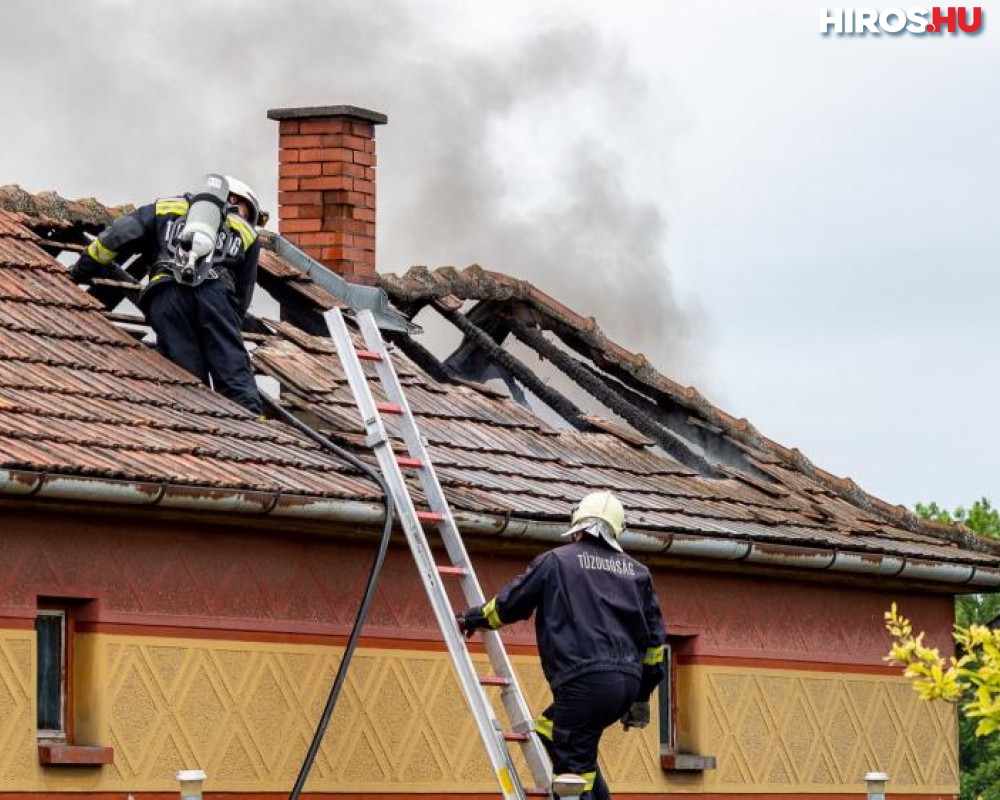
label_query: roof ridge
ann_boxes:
[0,185,132,227]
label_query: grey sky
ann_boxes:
[2,0,997,510]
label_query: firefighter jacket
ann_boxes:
[476,539,666,697]
[79,196,259,316]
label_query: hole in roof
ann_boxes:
[257,374,280,400]
[410,305,465,358]
[250,284,279,319]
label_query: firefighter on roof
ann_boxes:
[69,175,266,415]
[457,491,667,800]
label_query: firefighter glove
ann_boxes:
[68,255,100,285]
[456,607,489,639]
[621,701,650,730]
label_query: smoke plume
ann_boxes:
[0,0,694,373]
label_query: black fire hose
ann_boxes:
[259,393,394,800]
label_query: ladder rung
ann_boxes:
[327,309,554,793]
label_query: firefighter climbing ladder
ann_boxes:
[324,307,553,800]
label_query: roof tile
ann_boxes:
[1,190,995,569]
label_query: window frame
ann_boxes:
[658,633,716,772]
[657,640,677,754]
[33,596,115,767]
[35,606,72,743]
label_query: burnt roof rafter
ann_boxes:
[505,310,773,482]
[434,301,589,430]
[503,314,720,477]
[385,330,453,383]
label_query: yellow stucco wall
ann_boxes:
[0,630,957,794]
[670,664,958,794]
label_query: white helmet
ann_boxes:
[224,175,267,227]
[562,491,626,553]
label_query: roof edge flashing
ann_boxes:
[268,234,414,333]
[0,468,386,523]
[1,469,996,588]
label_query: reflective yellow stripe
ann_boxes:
[86,238,116,265]
[534,714,553,740]
[581,771,597,791]
[148,272,172,284]
[156,198,189,216]
[226,213,257,249]
[483,598,502,630]
[498,767,514,795]
[644,645,665,666]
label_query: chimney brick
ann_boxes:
[267,105,388,286]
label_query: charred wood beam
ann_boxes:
[255,271,327,336]
[391,331,514,398]
[90,257,152,311]
[386,331,453,383]
[436,306,589,430]
[88,264,140,309]
[529,315,778,479]
[563,346,774,482]
[506,318,718,476]
[38,240,85,253]
[534,314,701,415]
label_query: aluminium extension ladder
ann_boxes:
[324,307,553,800]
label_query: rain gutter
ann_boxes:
[3,468,998,589]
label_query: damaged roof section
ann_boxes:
[378,263,990,555]
[1,185,997,575]
[251,319,1000,568]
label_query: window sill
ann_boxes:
[660,750,716,772]
[38,744,114,767]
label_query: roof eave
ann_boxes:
[3,468,997,590]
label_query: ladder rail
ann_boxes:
[325,308,551,799]
[354,310,549,747]
[355,314,487,606]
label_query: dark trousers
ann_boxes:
[537,671,639,800]
[146,280,261,415]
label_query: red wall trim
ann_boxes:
[0,616,34,630]
[678,654,905,676]
[72,621,539,655]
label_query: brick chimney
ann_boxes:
[266,105,388,286]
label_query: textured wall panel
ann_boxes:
[0,630,35,783]
[1,633,663,793]
[1,631,956,796]
[0,513,954,664]
[669,664,958,794]
[658,571,954,664]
